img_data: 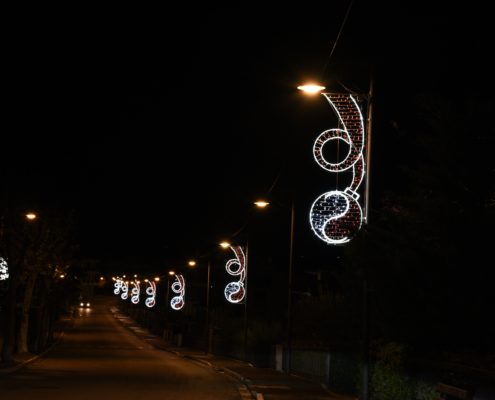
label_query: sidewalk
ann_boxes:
[0,313,73,374]
[111,307,357,400]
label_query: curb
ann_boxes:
[0,331,65,375]
[111,309,261,399]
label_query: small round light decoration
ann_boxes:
[309,93,367,244]
[170,274,185,311]
[0,257,8,280]
[224,246,246,304]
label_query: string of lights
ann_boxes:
[0,257,8,280]
[131,281,140,304]
[224,245,247,304]
[170,274,185,311]
[310,93,366,244]
[144,280,156,308]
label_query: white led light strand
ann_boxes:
[131,281,140,304]
[310,93,366,244]
[145,281,156,308]
[113,278,123,295]
[224,246,246,304]
[170,274,185,310]
[121,281,129,300]
[0,257,8,280]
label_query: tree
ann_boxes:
[343,89,495,352]
[1,209,76,361]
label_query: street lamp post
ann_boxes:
[255,199,295,372]
[220,241,249,361]
[286,199,295,372]
[188,259,213,354]
[299,77,374,400]
[205,260,212,353]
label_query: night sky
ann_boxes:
[3,3,494,271]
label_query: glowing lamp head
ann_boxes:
[254,200,270,208]
[25,213,37,220]
[188,260,197,267]
[297,83,326,95]
[168,270,175,276]
[220,241,231,249]
[154,277,160,282]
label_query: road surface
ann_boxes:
[0,297,243,400]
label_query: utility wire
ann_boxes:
[321,0,355,79]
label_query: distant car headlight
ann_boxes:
[80,302,84,307]
[86,303,90,307]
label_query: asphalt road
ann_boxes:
[0,297,242,400]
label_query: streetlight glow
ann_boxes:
[297,83,326,94]
[25,213,37,220]
[254,200,270,208]
[220,241,231,249]
[188,260,197,267]
[168,270,175,276]
[154,277,160,282]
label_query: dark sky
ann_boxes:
[3,3,493,269]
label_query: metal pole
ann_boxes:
[243,243,249,361]
[286,200,295,372]
[361,278,369,400]
[165,278,170,314]
[364,75,374,224]
[205,260,211,353]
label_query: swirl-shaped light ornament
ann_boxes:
[131,281,140,304]
[145,281,156,308]
[120,281,129,300]
[113,278,123,295]
[310,93,366,244]
[170,274,185,311]
[224,246,246,304]
[0,257,8,281]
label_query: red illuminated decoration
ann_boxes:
[224,246,246,304]
[310,93,366,244]
[170,274,185,310]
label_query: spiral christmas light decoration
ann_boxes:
[131,281,140,304]
[0,257,8,280]
[121,281,129,300]
[310,93,366,244]
[170,274,185,310]
[113,278,123,295]
[145,281,156,308]
[224,246,246,304]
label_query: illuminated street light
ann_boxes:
[25,213,37,220]
[297,83,326,94]
[154,277,160,282]
[298,76,374,400]
[168,270,175,276]
[188,260,197,267]
[254,200,270,208]
[219,241,230,249]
